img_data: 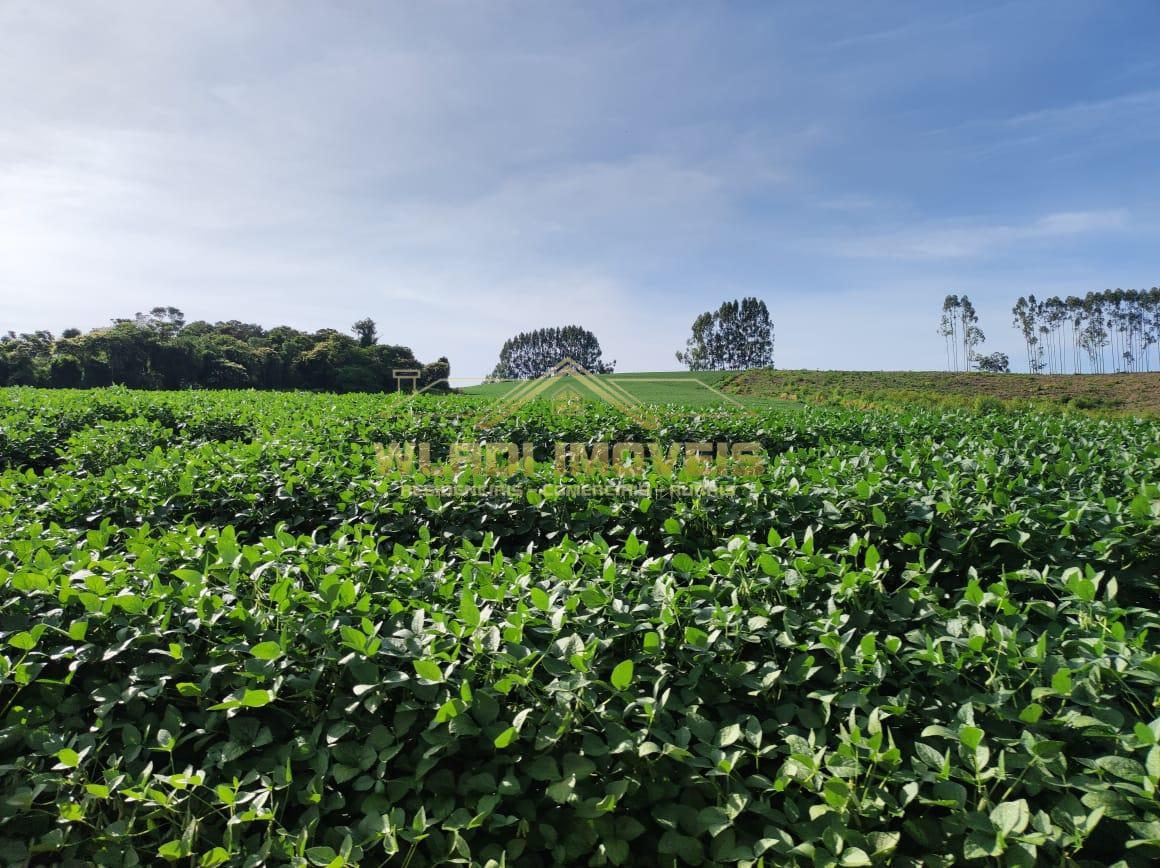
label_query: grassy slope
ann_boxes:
[464,370,799,409]
[725,368,1160,416]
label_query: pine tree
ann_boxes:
[488,326,614,379]
[676,297,774,371]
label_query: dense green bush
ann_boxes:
[0,388,1158,865]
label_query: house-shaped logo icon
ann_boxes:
[474,358,660,429]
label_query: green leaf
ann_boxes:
[1147,746,1160,780]
[546,778,574,803]
[1019,703,1044,724]
[915,743,945,769]
[459,591,481,627]
[199,848,231,867]
[840,848,872,866]
[158,839,192,860]
[658,830,703,863]
[55,748,80,768]
[7,631,36,651]
[604,839,630,865]
[696,806,731,837]
[249,641,283,661]
[305,847,338,867]
[717,723,742,747]
[530,587,551,612]
[964,580,984,606]
[959,726,985,750]
[1093,755,1146,780]
[610,660,634,691]
[684,626,710,649]
[493,727,517,749]
[963,830,1002,859]
[240,689,273,708]
[991,799,1030,836]
[413,659,444,682]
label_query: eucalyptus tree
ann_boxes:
[1011,295,1043,373]
[938,294,961,372]
[939,294,985,371]
[1011,288,1159,373]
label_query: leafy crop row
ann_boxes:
[1,387,1158,866]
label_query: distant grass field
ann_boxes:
[726,368,1160,416]
[464,370,799,409]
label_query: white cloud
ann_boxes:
[0,0,1155,378]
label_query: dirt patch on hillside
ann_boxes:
[725,369,1160,416]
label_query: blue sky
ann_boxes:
[1,1,1157,377]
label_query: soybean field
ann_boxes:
[0,386,1158,866]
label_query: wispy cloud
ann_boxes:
[831,210,1130,261]
[927,89,1160,160]
[1005,89,1160,128]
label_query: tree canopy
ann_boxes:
[488,326,614,380]
[675,297,774,371]
[0,309,449,393]
[974,351,1010,373]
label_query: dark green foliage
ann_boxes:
[0,388,1158,865]
[421,357,452,392]
[489,326,614,380]
[352,318,379,348]
[975,352,1010,374]
[676,298,774,372]
[0,310,442,394]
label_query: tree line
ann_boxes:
[0,308,450,393]
[488,298,776,380]
[1012,288,1160,374]
[6,296,777,394]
